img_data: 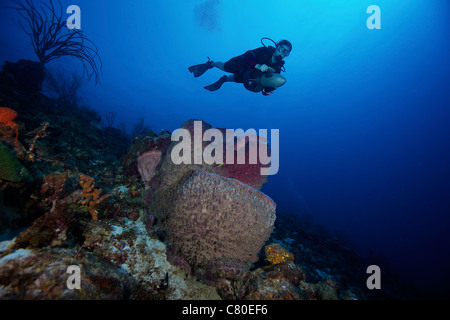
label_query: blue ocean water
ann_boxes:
[1,0,449,298]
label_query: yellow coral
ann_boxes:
[264,243,294,265]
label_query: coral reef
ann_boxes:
[24,121,49,162]
[0,142,33,183]
[9,198,76,249]
[0,107,19,145]
[244,261,306,300]
[5,172,77,249]
[0,61,416,300]
[1,60,45,95]
[144,119,271,228]
[166,169,276,269]
[137,150,162,185]
[79,174,110,221]
[264,243,295,265]
[122,130,172,179]
[40,173,67,202]
[81,219,221,299]
[0,247,132,299]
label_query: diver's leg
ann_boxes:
[212,62,226,71]
[204,75,229,91]
[188,58,214,77]
[259,73,287,89]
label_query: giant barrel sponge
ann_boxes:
[166,169,276,269]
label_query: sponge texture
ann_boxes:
[167,170,276,268]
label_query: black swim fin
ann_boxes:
[188,57,214,77]
[204,75,228,91]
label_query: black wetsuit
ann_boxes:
[223,46,285,83]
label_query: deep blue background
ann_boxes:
[1,0,449,297]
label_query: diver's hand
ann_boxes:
[255,64,269,72]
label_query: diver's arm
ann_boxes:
[255,64,276,73]
[244,47,270,67]
[255,64,269,72]
[255,65,275,73]
[246,47,278,71]
[244,50,258,67]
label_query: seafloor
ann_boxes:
[0,60,416,300]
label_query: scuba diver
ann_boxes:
[188,38,292,96]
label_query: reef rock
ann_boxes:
[264,243,295,265]
[10,198,76,249]
[1,60,45,95]
[166,169,276,269]
[0,218,221,300]
[0,247,132,299]
[81,218,221,300]
[244,261,306,300]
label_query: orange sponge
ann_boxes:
[79,174,110,221]
[0,107,19,146]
